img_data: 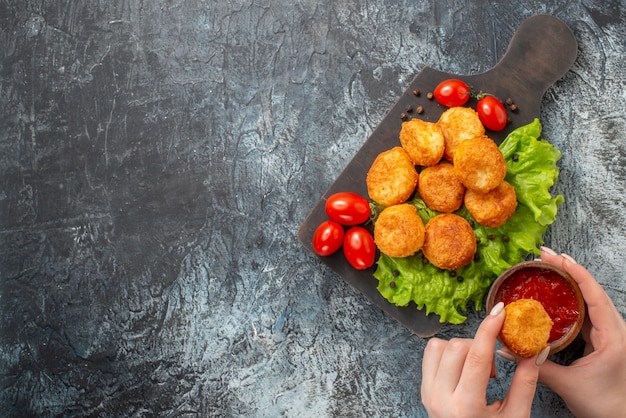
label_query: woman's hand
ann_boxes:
[421,301,547,418]
[538,247,626,418]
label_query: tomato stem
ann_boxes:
[475,91,498,101]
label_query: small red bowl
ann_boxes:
[486,260,585,355]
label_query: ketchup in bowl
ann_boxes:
[486,260,586,354]
[494,267,579,341]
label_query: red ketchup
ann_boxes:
[495,267,580,342]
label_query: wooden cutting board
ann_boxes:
[298,14,578,337]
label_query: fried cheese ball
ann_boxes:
[417,163,465,213]
[366,147,418,207]
[453,135,507,193]
[374,203,425,258]
[399,119,445,166]
[464,180,518,228]
[501,299,554,358]
[422,213,476,270]
[437,107,485,161]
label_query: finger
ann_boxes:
[541,248,624,337]
[496,347,518,363]
[457,302,505,396]
[503,354,542,415]
[560,255,623,334]
[539,246,563,265]
[541,248,607,314]
[435,338,472,393]
[421,338,447,401]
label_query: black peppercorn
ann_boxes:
[389,281,396,288]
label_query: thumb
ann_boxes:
[538,358,572,395]
[502,349,546,414]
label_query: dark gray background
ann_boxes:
[1,1,624,416]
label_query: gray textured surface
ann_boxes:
[1,1,624,417]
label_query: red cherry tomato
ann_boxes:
[476,95,508,131]
[313,221,344,257]
[343,226,376,270]
[433,79,471,107]
[325,192,371,226]
[312,220,344,256]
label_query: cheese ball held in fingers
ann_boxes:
[464,180,517,228]
[374,203,425,258]
[437,106,485,162]
[417,162,465,213]
[422,213,477,270]
[501,298,554,358]
[399,119,445,166]
[453,135,507,193]
[366,147,418,207]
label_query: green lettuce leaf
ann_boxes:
[500,119,565,226]
[373,119,563,324]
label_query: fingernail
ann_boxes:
[536,346,551,366]
[496,349,516,362]
[541,246,557,256]
[490,301,504,316]
[561,253,578,265]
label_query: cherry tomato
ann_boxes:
[476,95,508,131]
[343,226,376,270]
[433,79,471,107]
[325,192,371,226]
[312,220,344,256]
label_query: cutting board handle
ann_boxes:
[492,14,577,93]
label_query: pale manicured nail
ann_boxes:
[541,246,557,256]
[561,253,578,265]
[536,346,551,366]
[496,349,516,362]
[490,301,504,316]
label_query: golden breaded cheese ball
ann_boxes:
[399,119,445,166]
[464,180,518,228]
[366,147,418,207]
[374,204,425,258]
[453,135,507,193]
[422,213,476,270]
[501,299,554,358]
[437,107,485,162]
[417,163,465,213]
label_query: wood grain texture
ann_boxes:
[1,1,624,417]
